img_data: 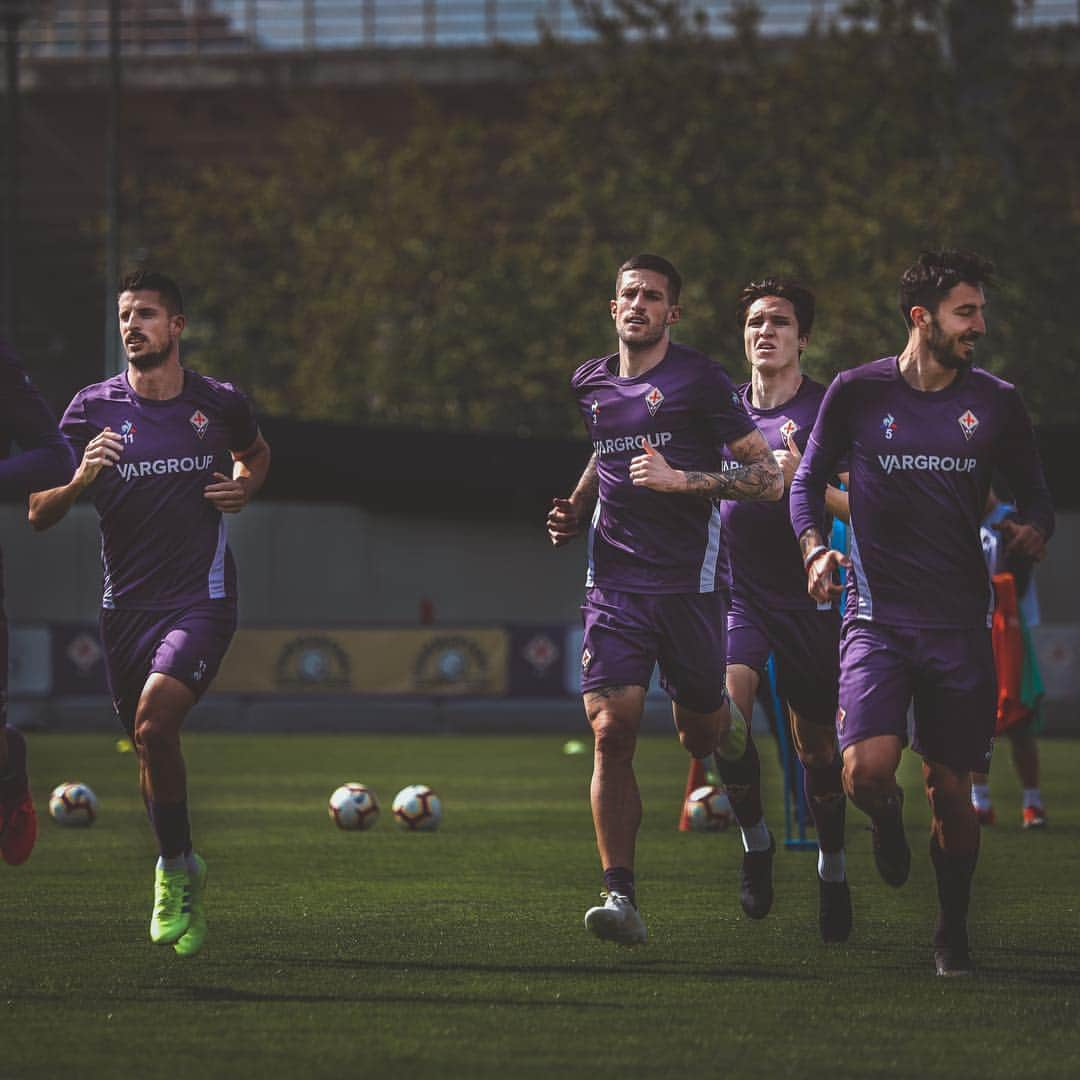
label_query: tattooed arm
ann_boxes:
[547,454,599,546]
[629,429,783,502]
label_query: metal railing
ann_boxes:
[16,1,1080,58]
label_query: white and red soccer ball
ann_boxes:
[684,784,734,832]
[328,783,380,831]
[48,781,99,827]
[391,784,442,832]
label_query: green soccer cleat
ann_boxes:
[150,865,191,945]
[174,855,208,959]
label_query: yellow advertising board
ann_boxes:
[214,627,508,696]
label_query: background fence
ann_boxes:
[19,1,1080,57]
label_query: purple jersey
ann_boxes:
[0,338,73,501]
[61,369,259,611]
[790,357,1054,630]
[572,342,757,594]
[721,376,834,611]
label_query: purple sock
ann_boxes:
[603,866,636,906]
[150,801,191,859]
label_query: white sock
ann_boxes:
[1022,787,1042,810]
[818,849,846,883]
[156,854,186,872]
[741,820,771,853]
[971,783,992,812]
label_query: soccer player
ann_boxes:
[0,337,74,866]
[972,490,1047,828]
[28,271,271,957]
[722,278,853,943]
[548,254,783,946]
[790,250,1054,976]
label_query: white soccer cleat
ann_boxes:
[584,892,648,947]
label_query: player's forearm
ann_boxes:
[797,526,828,566]
[569,454,599,510]
[682,458,783,502]
[27,476,88,531]
[233,437,271,502]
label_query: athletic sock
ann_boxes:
[156,854,187,872]
[929,834,978,944]
[971,783,992,812]
[150,800,191,860]
[713,722,764,831]
[818,849,846,883]
[603,866,636,907]
[803,754,846,854]
[740,820,771,854]
[0,725,29,801]
[1022,787,1042,810]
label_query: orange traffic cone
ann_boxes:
[678,757,709,831]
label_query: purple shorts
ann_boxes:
[100,599,238,734]
[727,597,840,729]
[837,621,995,773]
[580,586,728,713]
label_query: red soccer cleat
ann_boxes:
[0,791,39,866]
[1022,805,1047,830]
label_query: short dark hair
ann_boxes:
[898,250,995,328]
[616,254,682,305]
[736,278,816,337]
[118,270,184,315]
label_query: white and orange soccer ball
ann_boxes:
[684,784,734,832]
[48,781,99,827]
[328,783,380,831]
[391,784,442,831]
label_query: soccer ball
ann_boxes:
[48,782,99,827]
[328,783,380,831]
[685,784,734,832]
[391,784,442,831]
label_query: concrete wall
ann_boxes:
[0,501,586,625]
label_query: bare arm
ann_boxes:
[203,431,271,513]
[28,427,124,532]
[798,524,848,604]
[630,428,783,502]
[547,454,598,547]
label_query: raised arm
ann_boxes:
[202,431,271,514]
[28,427,122,532]
[629,428,783,502]
[548,453,598,547]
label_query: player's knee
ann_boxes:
[799,744,835,770]
[133,716,178,760]
[925,774,969,822]
[843,758,890,803]
[678,723,715,760]
[590,713,636,762]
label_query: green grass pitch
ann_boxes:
[5,731,1079,1079]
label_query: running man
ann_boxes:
[790,250,1054,975]
[722,278,852,943]
[548,253,783,945]
[0,337,74,865]
[29,271,271,957]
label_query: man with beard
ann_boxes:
[548,254,783,946]
[29,271,270,958]
[789,250,1054,976]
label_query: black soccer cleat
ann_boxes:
[871,790,910,888]
[818,876,853,943]
[740,832,775,919]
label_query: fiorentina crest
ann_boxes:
[189,410,209,439]
[644,386,664,416]
[958,409,979,441]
